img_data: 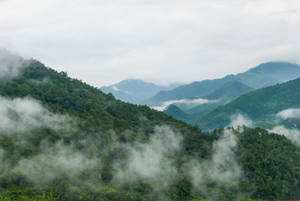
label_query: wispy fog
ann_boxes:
[229,114,253,130]
[277,108,300,119]
[114,126,182,192]
[0,96,75,136]
[187,129,241,198]
[152,98,218,111]
[0,49,27,79]
[269,126,300,144]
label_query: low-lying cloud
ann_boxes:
[187,129,241,197]
[13,141,97,185]
[114,126,182,191]
[277,108,300,119]
[0,96,75,135]
[152,98,218,111]
[269,126,300,144]
[0,49,27,79]
[228,114,253,129]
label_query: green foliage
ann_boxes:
[0,60,300,201]
[146,62,300,106]
[195,77,300,130]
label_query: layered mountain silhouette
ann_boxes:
[146,62,300,106]
[100,79,179,104]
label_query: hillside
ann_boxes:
[196,77,300,130]
[164,104,190,122]
[100,79,179,104]
[146,62,300,106]
[206,81,253,100]
[181,81,254,115]
[1,58,300,201]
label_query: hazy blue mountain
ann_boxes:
[195,77,300,130]
[146,62,300,106]
[206,81,253,100]
[164,81,253,123]
[164,104,190,122]
[100,79,180,104]
[145,75,237,106]
[187,81,253,113]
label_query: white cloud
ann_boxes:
[0,0,300,86]
[0,96,74,135]
[228,114,253,129]
[13,141,97,185]
[0,49,26,79]
[277,108,300,119]
[114,125,182,190]
[269,126,300,144]
[112,86,120,91]
[152,98,217,111]
[187,129,241,197]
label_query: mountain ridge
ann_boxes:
[100,79,180,104]
[146,62,300,106]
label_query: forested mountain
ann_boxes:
[146,62,300,106]
[162,81,253,122]
[100,79,179,104]
[1,58,300,201]
[206,81,253,100]
[195,77,300,130]
[164,104,189,122]
[182,81,254,115]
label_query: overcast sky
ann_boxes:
[0,0,300,87]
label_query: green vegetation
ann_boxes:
[196,77,300,130]
[0,60,300,201]
[146,62,300,106]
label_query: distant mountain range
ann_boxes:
[195,76,300,130]
[180,81,254,115]
[146,62,300,106]
[100,79,180,104]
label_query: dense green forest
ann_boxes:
[0,60,300,201]
[194,77,300,130]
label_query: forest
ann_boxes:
[0,60,300,201]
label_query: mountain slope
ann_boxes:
[164,104,190,122]
[196,77,300,130]
[185,81,253,114]
[206,81,253,100]
[100,79,179,104]
[147,62,300,106]
[146,75,237,106]
[1,57,300,201]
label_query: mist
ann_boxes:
[152,98,217,111]
[0,49,27,79]
[13,141,98,185]
[114,126,182,194]
[269,126,300,144]
[228,114,253,130]
[0,96,75,136]
[186,129,242,198]
[277,108,300,119]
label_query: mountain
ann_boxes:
[196,77,300,130]
[163,81,253,122]
[164,104,189,122]
[185,81,253,114]
[146,62,300,106]
[205,81,253,100]
[1,57,300,201]
[100,79,179,104]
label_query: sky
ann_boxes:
[0,0,300,87]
